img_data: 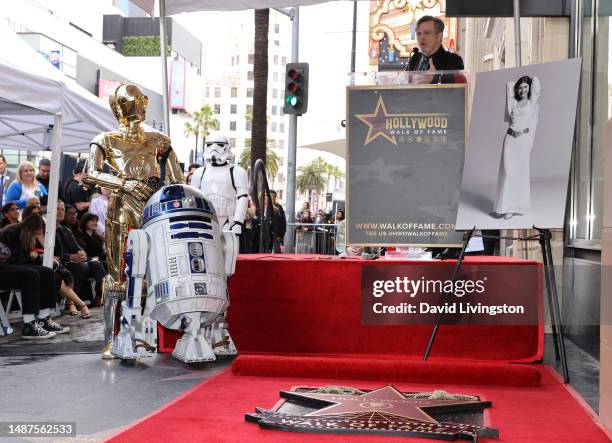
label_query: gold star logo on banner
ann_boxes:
[355,96,398,146]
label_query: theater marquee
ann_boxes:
[347,84,466,247]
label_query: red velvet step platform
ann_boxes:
[159,254,544,363]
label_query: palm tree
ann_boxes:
[251,9,269,173]
[239,144,280,178]
[296,158,328,208]
[183,105,219,161]
[325,164,344,194]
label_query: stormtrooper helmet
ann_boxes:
[204,132,232,165]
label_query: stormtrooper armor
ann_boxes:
[191,133,248,235]
[190,133,247,357]
[111,184,238,363]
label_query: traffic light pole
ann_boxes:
[284,7,299,253]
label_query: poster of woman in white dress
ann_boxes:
[492,75,540,220]
[456,59,581,230]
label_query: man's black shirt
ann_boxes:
[407,45,464,71]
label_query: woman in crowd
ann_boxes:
[0,214,90,318]
[296,201,310,222]
[21,204,42,220]
[61,204,81,238]
[0,215,91,323]
[77,213,107,265]
[0,226,68,339]
[5,161,47,211]
[0,202,19,228]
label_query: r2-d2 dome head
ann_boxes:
[204,132,232,166]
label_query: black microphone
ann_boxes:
[406,47,421,71]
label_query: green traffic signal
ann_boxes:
[286,95,301,107]
[283,62,309,115]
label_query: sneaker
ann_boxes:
[22,320,56,339]
[38,317,70,334]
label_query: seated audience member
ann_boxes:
[0,216,81,332]
[5,161,47,210]
[55,201,106,308]
[25,196,45,216]
[89,187,110,235]
[78,213,107,265]
[6,214,91,317]
[1,202,19,228]
[61,204,81,237]
[21,204,42,220]
[0,239,66,339]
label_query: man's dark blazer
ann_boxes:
[407,45,464,71]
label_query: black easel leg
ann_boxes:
[540,239,560,360]
[544,232,569,383]
[537,228,569,383]
[423,229,474,361]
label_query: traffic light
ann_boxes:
[283,62,309,115]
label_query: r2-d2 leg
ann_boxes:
[172,313,217,363]
[112,230,156,359]
[205,315,238,356]
[205,230,239,357]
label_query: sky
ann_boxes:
[173,1,372,151]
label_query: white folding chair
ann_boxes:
[0,290,22,336]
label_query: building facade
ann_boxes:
[0,0,204,167]
[459,4,611,432]
[202,10,291,198]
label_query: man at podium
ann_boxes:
[407,15,464,72]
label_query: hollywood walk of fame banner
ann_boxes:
[346,83,467,246]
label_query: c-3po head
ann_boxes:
[204,132,232,166]
[110,83,148,127]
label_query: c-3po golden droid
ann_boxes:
[82,83,183,359]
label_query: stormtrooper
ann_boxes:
[112,184,239,362]
[191,133,248,357]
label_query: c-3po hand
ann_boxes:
[122,179,154,202]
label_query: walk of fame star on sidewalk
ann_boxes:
[280,385,491,424]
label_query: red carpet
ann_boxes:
[107,365,609,443]
[160,255,544,362]
[231,354,542,387]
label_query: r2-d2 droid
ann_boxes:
[112,184,239,363]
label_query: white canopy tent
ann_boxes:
[132,0,334,14]
[301,138,346,158]
[0,24,116,267]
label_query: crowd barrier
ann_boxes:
[289,223,338,255]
